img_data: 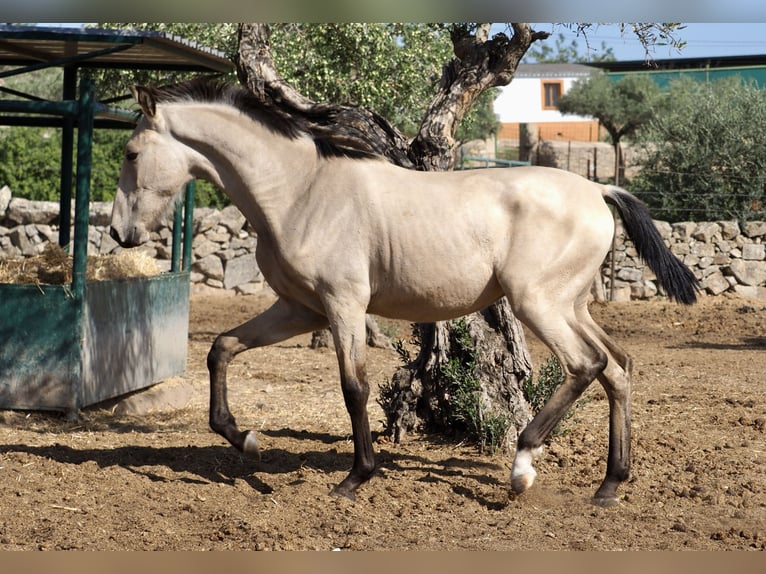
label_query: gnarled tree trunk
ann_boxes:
[235,22,549,451]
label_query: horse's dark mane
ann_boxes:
[148,78,380,161]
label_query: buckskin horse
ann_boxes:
[110,79,698,506]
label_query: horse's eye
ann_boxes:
[126,151,139,161]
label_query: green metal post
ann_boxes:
[182,181,195,272]
[170,198,183,273]
[71,78,95,300]
[58,67,77,249]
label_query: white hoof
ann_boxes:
[510,470,537,494]
[510,446,543,494]
[242,431,261,461]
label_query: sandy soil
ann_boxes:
[0,292,764,550]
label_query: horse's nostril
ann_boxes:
[109,227,135,248]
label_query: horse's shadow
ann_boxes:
[0,428,506,506]
[0,427,356,495]
[672,336,766,351]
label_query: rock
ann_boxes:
[728,259,766,286]
[702,271,730,295]
[616,267,643,282]
[204,226,231,244]
[733,284,766,299]
[8,226,35,256]
[235,282,264,295]
[744,221,766,238]
[193,208,221,234]
[691,242,715,257]
[88,202,112,226]
[219,205,246,234]
[192,235,220,259]
[193,254,224,281]
[223,253,260,290]
[611,285,632,302]
[672,222,697,240]
[34,224,57,243]
[654,220,672,241]
[641,280,658,298]
[0,185,11,216]
[692,222,719,243]
[717,220,740,240]
[6,198,59,225]
[741,243,765,261]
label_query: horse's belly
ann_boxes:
[368,275,503,322]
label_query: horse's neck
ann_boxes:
[165,104,317,238]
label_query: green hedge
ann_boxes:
[0,126,228,208]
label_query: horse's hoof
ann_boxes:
[329,485,356,502]
[592,495,621,508]
[510,471,536,494]
[242,431,261,461]
[510,445,541,494]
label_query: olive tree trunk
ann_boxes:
[235,23,549,452]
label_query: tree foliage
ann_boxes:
[0,126,129,202]
[523,32,616,63]
[629,77,766,222]
[522,23,685,64]
[558,72,662,144]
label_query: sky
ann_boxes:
[526,23,766,62]
[41,22,766,63]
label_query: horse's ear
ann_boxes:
[131,85,156,118]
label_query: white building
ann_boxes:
[494,63,602,142]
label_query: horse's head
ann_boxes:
[110,86,195,248]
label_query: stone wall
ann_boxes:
[0,187,266,295]
[605,219,766,301]
[2,187,766,300]
[506,136,641,181]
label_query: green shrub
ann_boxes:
[523,354,591,438]
[0,125,228,208]
[630,77,766,222]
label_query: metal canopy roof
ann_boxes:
[590,53,766,74]
[0,25,234,73]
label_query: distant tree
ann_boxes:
[630,76,766,222]
[558,72,662,182]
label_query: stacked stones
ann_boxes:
[0,187,264,294]
[187,206,263,294]
[4,185,766,300]
[606,219,766,300]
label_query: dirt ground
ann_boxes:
[1,291,764,551]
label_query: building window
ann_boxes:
[542,80,563,110]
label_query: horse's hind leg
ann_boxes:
[207,298,328,457]
[577,306,633,506]
[509,304,608,496]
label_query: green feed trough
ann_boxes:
[0,26,233,413]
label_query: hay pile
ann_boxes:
[0,244,161,285]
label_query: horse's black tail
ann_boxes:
[603,185,700,305]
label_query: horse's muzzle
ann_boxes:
[110,226,141,248]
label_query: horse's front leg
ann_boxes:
[207,298,328,457]
[325,303,376,501]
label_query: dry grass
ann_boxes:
[0,244,161,285]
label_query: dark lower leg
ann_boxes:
[511,343,606,495]
[206,301,328,459]
[331,377,376,501]
[207,340,256,456]
[593,374,632,506]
